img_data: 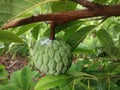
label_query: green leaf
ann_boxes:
[21,66,32,90]
[97,29,116,56]
[68,72,97,79]
[74,47,95,55]
[35,75,73,90]
[97,29,115,47]
[59,83,73,90]
[9,66,33,90]
[0,42,4,48]
[67,25,96,50]
[15,23,38,36]
[96,80,120,90]
[0,84,18,90]
[0,0,59,26]
[0,31,23,43]
[31,25,40,40]
[63,23,81,41]
[10,70,22,88]
[0,64,5,71]
[51,1,77,12]
[0,42,4,55]
[105,63,120,74]
[68,61,83,72]
[44,20,83,37]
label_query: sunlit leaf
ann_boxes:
[10,70,22,88]
[0,0,60,27]
[51,1,77,12]
[15,23,38,36]
[0,84,18,90]
[21,66,32,90]
[35,75,73,90]
[0,31,23,43]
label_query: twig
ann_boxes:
[7,60,17,69]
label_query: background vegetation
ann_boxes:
[0,0,120,90]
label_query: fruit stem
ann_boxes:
[49,21,56,40]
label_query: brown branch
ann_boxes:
[2,5,120,29]
[49,21,56,40]
[72,0,101,9]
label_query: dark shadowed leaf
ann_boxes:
[97,29,116,57]
[44,20,83,37]
[67,25,96,50]
[31,24,42,40]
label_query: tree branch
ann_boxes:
[2,5,120,29]
[72,0,101,9]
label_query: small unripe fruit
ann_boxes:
[32,37,73,75]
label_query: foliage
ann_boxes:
[0,64,8,85]
[0,0,120,90]
[0,42,4,55]
[7,43,29,57]
[0,66,39,90]
[35,75,73,90]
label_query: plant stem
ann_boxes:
[49,21,56,40]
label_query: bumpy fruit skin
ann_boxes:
[32,37,73,75]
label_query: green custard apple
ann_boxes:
[32,37,73,75]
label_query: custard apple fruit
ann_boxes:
[32,37,73,75]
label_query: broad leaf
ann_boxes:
[97,29,116,57]
[31,24,43,40]
[97,29,115,47]
[35,75,73,90]
[10,70,22,88]
[15,23,38,36]
[0,84,18,90]
[67,25,96,50]
[59,83,73,90]
[63,23,82,41]
[74,43,95,55]
[21,66,32,90]
[44,20,83,37]
[0,0,60,27]
[0,31,23,43]
[51,1,77,12]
